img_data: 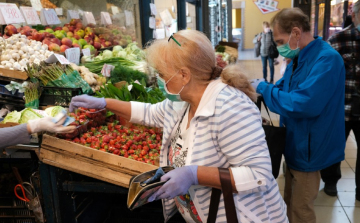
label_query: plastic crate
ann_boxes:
[39,86,82,107]
[0,84,24,99]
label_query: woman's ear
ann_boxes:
[180,67,191,85]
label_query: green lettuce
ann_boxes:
[3,111,22,123]
[45,106,65,117]
[19,108,43,124]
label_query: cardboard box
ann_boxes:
[0,68,28,81]
[40,134,158,188]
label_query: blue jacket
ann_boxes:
[257,37,346,172]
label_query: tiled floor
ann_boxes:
[237,53,360,222]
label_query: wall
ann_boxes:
[243,0,292,49]
[232,9,242,28]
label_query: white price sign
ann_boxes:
[111,6,119,15]
[101,64,115,77]
[45,54,70,65]
[55,8,63,16]
[65,48,80,65]
[20,7,41,25]
[124,10,134,26]
[0,4,25,24]
[30,0,43,11]
[150,3,157,16]
[82,48,91,57]
[83,11,96,26]
[41,8,61,25]
[67,10,79,19]
[101,12,112,25]
[149,17,155,29]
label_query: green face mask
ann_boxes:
[157,73,184,102]
[277,34,300,59]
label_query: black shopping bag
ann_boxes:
[257,97,286,179]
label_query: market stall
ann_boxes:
[0,1,230,222]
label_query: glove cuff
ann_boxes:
[189,165,198,185]
[27,119,40,133]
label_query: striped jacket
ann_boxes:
[130,79,288,223]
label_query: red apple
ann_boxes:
[104,41,112,47]
[72,43,81,49]
[69,26,75,32]
[112,40,119,46]
[50,38,61,46]
[66,32,74,38]
[5,25,18,36]
[70,19,77,26]
[75,22,83,29]
[32,32,45,41]
[60,45,70,52]
[21,29,32,36]
[93,42,101,50]
[62,27,69,32]
[61,38,73,47]
[54,27,62,31]
[73,34,80,40]
[43,38,51,46]
[49,43,60,52]
[44,32,55,39]
[64,23,70,27]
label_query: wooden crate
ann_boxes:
[40,134,158,188]
[0,68,28,80]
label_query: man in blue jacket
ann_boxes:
[252,8,346,223]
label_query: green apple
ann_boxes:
[83,45,95,54]
[78,39,87,47]
[45,28,54,33]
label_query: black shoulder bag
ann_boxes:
[268,31,279,59]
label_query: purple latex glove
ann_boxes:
[148,165,198,202]
[69,95,106,112]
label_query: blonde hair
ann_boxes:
[146,30,257,102]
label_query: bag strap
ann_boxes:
[219,168,238,223]
[260,96,274,126]
[207,188,221,223]
[207,168,239,223]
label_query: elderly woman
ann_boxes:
[70,30,287,223]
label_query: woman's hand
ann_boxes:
[148,165,198,201]
[69,95,106,112]
[27,117,76,134]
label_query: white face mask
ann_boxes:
[264,28,270,33]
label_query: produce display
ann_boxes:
[83,57,134,74]
[0,33,53,71]
[82,43,149,74]
[96,81,165,104]
[3,108,43,124]
[70,63,106,92]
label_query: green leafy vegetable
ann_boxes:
[3,111,22,123]
[110,65,147,84]
[45,106,65,117]
[19,108,43,124]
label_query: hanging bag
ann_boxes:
[268,31,279,59]
[258,96,286,178]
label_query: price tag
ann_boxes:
[82,48,91,57]
[65,48,80,65]
[20,7,41,25]
[55,8,63,16]
[67,10,79,20]
[45,54,70,65]
[101,64,115,77]
[0,4,25,24]
[150,3,157,16]
[124,10,134,26]
[149,17,155,29]
[83,11,96,26]
[41,8,61,25]
[111,6,119,15]
[30,0,43,12]
[101,12,112,25]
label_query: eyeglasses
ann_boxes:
[168,34,181,47]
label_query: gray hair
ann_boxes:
[354,1,360,15]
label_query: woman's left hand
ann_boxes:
[148,165,198,201]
